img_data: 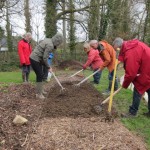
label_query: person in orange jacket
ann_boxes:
[90,40,118,94]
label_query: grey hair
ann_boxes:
[22,32,32,38]
[89,40,98,46]
[83,42,90,49]
[112,37,123,47]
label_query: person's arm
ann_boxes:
[18,42,25,65]
[123,51,140,88]
[83,51,95,69]
[43,45,53,68]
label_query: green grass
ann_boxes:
[0,69,150,149]
[0,70,36,83]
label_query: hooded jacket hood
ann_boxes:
[52,33,63,47]
[119,39,139,61]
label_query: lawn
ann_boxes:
[0,69,150,149]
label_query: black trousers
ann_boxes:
[30,58,43,82]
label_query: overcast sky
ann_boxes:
[0,0,145,42]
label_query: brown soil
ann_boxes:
[0,77,147,150]
[58,60,83,70]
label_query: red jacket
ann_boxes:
[83,48,103,70]
[18,39,32,66]
[119,39,150,94]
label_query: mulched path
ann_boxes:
[0,76,147,150]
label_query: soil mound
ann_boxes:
[58,60,83,70]
[42,81,106,118]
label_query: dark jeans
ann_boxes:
[22,65,30,74]
[108,70,118,91]
[129,87,150,115]
[42,65,48,80]
[30,58,43,82]
[22,65,30,82]
[93,69,102,84]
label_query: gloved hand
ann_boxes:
[82,65,86,70]
[99,65,104,70]
[48,67,53,72]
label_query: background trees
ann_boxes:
[0,0,149,62]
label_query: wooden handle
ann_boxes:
[101,87,122,105]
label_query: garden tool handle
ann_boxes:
[51,71,65,90]
[101,87,122,105]
[108,50,120,113]
[76,69,100,86]
[69,69,83,78]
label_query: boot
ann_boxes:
[26,73,29,82]
[36,82,45,100]
[42,89,47,95]
[22,73,27,82]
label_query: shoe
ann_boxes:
[36,94,45,100]
[102,90,110,95]
[42,90,47,95]
[121,112,136,118]
[143,112,150,117]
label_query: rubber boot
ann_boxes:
[22,73,27,82]
[36,82,45,100]
[26,73,29,82]
[42,88,47,96]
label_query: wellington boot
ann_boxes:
[42,90,47,95]
[36,93,45,100]
[36,82,46,100]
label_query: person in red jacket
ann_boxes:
[83,42,103,84]
[18,32,32,82]
[113,37,150,117]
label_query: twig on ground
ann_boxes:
[21,134,28,147]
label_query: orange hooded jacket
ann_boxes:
[99,40,116,72]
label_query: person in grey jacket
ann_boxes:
[30,33,63,99]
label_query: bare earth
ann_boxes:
[0,76,147,150]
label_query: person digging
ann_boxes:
[82,42,103,84]
[97,40,118,95]
[113,37,150,118]
[30,33,63,100]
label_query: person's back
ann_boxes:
[85,47,103,70]
[121,39,150,94]
[83,42,103,84]
[30,38,53,64]
[99,40,116,72]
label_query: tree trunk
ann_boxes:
[143,0,150,45]
[45,0,57,38]
[88,0,101,40]
[68,0,76,59]
[6,0,13,53]
[24,0,31,33]
[62,1,66,59]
